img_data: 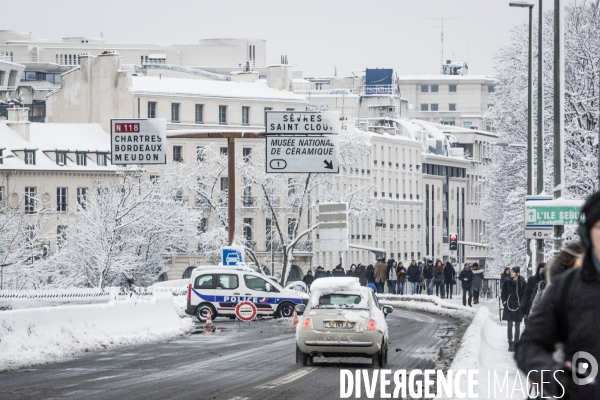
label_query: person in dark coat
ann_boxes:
[366,264,376,291]
[443,262,456,299]
[433,260,445,298]
[423,259,435,295]
[386,259,397,294]
[357,264,367,286]
[500,267,511,289]
[332,264,345,277]
[406,260,420,294]
[471,262,484,304]
[347,264,357,277]
[302,270,314,290]
[515,192,600,399]
[416,262,425,294]
[313,266,326,280]
[519,262,545,318]
[396,262,407,295]
[458,263,474,307]
[502,266,525,352]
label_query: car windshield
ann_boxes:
[314,293,367,309]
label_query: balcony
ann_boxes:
[242,196,257,207]
[264,197,281,208]
[266,241,282,252]
[295,241,313,252]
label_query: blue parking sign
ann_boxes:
[221,246,245,266]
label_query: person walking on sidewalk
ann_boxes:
[433,260,446,298]
[500,267,511,289]
[396,262,407,295]
[444,261,456,299]
[374,258,388,294]
[417,262,425,294]
[386,259,397,294]
[423,260,435,295]
[502,266,525,352]
[407,260,419,294]
[471,263,484,304]
[458,263,474,307]
[519,262,545,319]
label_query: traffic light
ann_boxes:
[449,234,458,251]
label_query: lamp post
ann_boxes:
[510,0,535,276]
[536,0,545,267]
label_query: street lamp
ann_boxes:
[510,0,535,277]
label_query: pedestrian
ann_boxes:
[366,264,376,287]
[444,261,456,299]
[458,263,474,307]
[500,267,511,289]
[519,262,545,319]
[332,264,345,277]
[396,262,407,295]
[302,270,313,291]
[424,259,435,295]
[374,258,388,294]
[386,259,397,294]
[314,266,326,280]
[347,264,357,277]
[357,264,367,286]
[417,261,425,294]
[471,262,484,304]
[407,260,419,294]
[516,192,600,398]
[434,260,446,298]
[502,266,525,352]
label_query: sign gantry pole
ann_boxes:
[228,137,235,246]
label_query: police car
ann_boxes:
[185,266,309,322]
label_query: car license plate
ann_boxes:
[325,320,354,329]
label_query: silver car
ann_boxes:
[295,278,393,368]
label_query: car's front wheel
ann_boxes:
[277,302,295,318]
[296,346,312,367]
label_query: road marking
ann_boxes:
[86,375,119,382]
[228,397,250,400]
[254,367,317,390]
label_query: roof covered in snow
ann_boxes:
[131,76,309,103]
[397,75,496,83]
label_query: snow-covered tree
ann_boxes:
[483,1,600,274]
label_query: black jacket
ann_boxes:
[501,276,525,322]
[314,270,326,280]
[365,265,375,284]
[302,274,314,285]
[423,264,434,279]
[332,267,345,277]
[357,266,367,286]
[515,252,600,399]
[458,269,474,289]
[443,264,456,284]
[407,264,420,283]
[520,270,542,316]
[500,272,511,289]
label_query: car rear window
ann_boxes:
[316,294,365,308]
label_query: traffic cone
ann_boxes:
[291,309,299,327]
[204,309,215,333]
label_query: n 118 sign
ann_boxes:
[111,118,167,164]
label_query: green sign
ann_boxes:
[525,200,583,226]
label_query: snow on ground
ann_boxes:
[381,294,527,400]
[0,292,194,371]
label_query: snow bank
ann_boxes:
[0,292,194,371]
[378,294,476,319]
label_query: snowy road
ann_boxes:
[0,309,456,400]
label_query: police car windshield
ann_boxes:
[314,294,367,309]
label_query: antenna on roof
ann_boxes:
[426,17,462,73]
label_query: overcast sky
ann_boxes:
[6,0,571,77]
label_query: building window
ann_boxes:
[243,218,253,241]
[57,187,67,212]
[242,106,250,125]
[288,218,297,240]
[449,84,457,93]
[76,153,87,166]
[431,104,439,111]
[420,85,429,93]
[77,187,87,210]
[463,122,472,129]
[173,146,183,162]
[219,105,227,124]
[243,147,251,162]
[430,85,439,93]
[96,153,107,166]
[488,85,495,93]
[220,177,228,193]
[449,103,457,111]
[24,151,35,165]
[56,151,66,166]
[148,102,156,118]
[487,104,494,110]
[195,104,204,124]
[421,104,429,111]
[198,218,208,234]
[171,103,180,122]
[25,187,36,213]
[196,146,206,162]
[220,147,228,156]
[57,225,67,249]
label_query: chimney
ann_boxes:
[7,107,31,141]
[267,64,292,91]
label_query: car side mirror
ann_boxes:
[295,304,306,315]
[382,305,394,317]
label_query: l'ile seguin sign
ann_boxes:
[111,118,167,164]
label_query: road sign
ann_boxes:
[221,246,245,266]
[525,199,584,226]
[110,118,166,164]
[318,202,348,252]
[235,301,257,322]
[266,111,339,135]
[524,229,554,239]
[266,135,339,173]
